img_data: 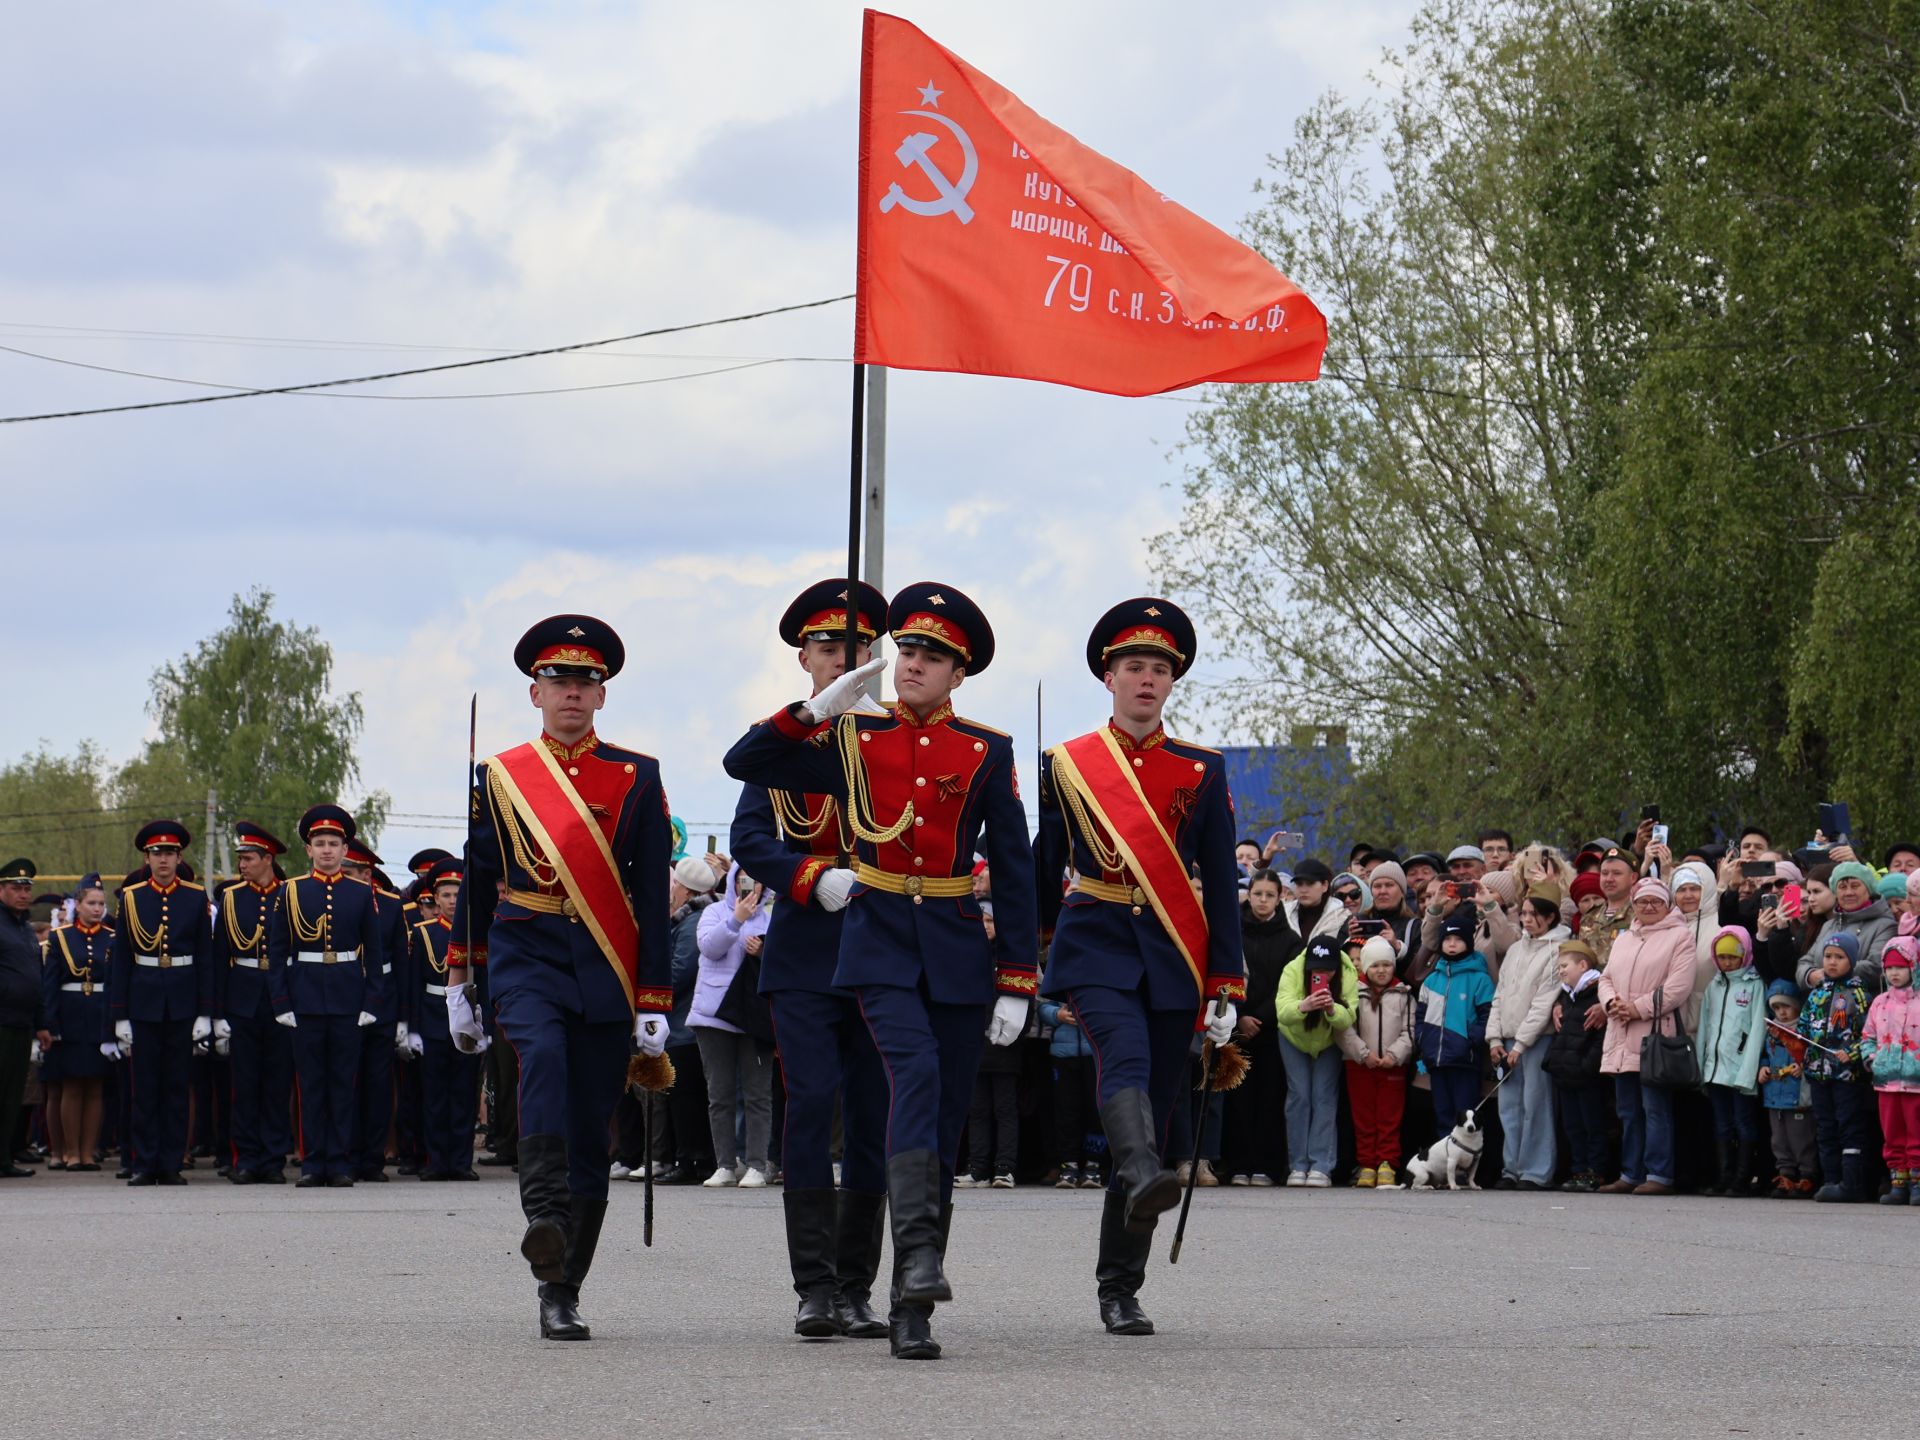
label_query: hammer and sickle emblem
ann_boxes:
[878,109,979,225]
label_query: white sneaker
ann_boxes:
[1305,1170,1333,1188]
[608,1161,631,1181]
[1228,1173,1251,1187]
[738,1167,769,1189]
[1285,1170,1308,1188]
[991,1172,1015,1189]
[626,1165,651,1183]
[702,1165,739,1188]
[1250,1173,1278,1187]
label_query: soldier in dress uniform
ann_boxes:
[0,858,50,1178]
[341,839,409,1182]
[723,581,1039,1361]
[412,858,480,1180]
[1035,599,1244,1336]
[215,823,294,1184]
[269,805,386,1189]
[42,873,113,1170]
[391,848,450,1173]
[728,579,893,1340]
[447,615,673,1341]
[109,823,214,1185]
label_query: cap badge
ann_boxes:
[928,593,947,605]
[566,625,586,638]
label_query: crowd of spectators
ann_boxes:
[8,821,1920,1208]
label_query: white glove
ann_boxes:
[275,1012,298,1029]
[635,1013,669,1057]
[213,1019,232,1040]
[447,986,485,1054]
[406,1030,424,1058]
[986,994,1028,1047]
[29,1040,40,1064]
[393,1021,410,1057]
[191,1015,212,1044]
[800,655,889,724]
[214,1034,230,1057]
[1205,1001,1237,1047]
[100,1042,122,1061]
[356,1010,376,1028]
[816,868,857,913]
[115,1020,134,1047]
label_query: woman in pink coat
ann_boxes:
[1596,878,1698,1196]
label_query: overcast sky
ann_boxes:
[2,0,1411,863]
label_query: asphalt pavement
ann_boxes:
[2,1166,1909,1438]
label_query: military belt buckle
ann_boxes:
[1129,886,1146,915]
[158,954,172,970]
[323,949,338,965]
[905,875,924,904]
[82,980,94,998]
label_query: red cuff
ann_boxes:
[447,944,487,967]
[632,987,673,1014]
[790,857,828,906]
[769,703,821,743]
[996,968,1039,997]
[1207,974,1247,1002]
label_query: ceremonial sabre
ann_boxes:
[1169,992,1231,1264]
[642,1092,654,1247]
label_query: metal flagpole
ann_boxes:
[862,366,887,700]
[843,363,867,673]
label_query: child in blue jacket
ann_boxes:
[1416,908,1493,1139]
[1757,979,1816,1196]
[1039,998,1100,1188]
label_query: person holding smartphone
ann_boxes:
[691,864,775,1188]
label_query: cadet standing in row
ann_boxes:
[43,872,113,1171]
[342,838,408,1182]
[412,857,479,1180]
[723,581,1039,1361]
[110,823,213,1185]
[0,857,48,1178]
[269,805,385,1189]
[1036,599,1244,1336]
[728,579,892,1341]
[215,823,294,1184]
[447,616,673,1341]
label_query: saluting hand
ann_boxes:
[801,655,889,725]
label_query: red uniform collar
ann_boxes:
[74,921,104,936]
[433,915,452,931]
[249,879,280,895]
[1108,720,1167,752]
[541,729,600,761]
[309,869,344,885]
[149,878,180,896]
[893,700,955,729]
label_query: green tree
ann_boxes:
[0,743,121,879]
[1156,0,1920,854]
[118,588,388,866]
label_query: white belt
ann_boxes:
[425,983,450,996]
[232,956,263,969]
[135,954,192,969]
[294,950,357,965]
[59,982,98,993]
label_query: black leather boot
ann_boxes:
[887,1150,950,1304]
[517,1134,573,1283]
[1099,1088,1181,1233]
[1731,1140,1758,1197]
[831,1188,888,1339]
[889,1201,951,1360]
[538,1195,607,1341]
[784,1188,840,1339]
[1096,1189,1155,1335]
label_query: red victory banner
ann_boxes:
[854,9,1327,398]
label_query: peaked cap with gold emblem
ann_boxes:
[514,614,625,682]
[778,579,889,649]
[887,580,995,675]
[1086,596,1197,680]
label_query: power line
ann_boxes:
[0,345,796,401]
[0,294,854,426]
